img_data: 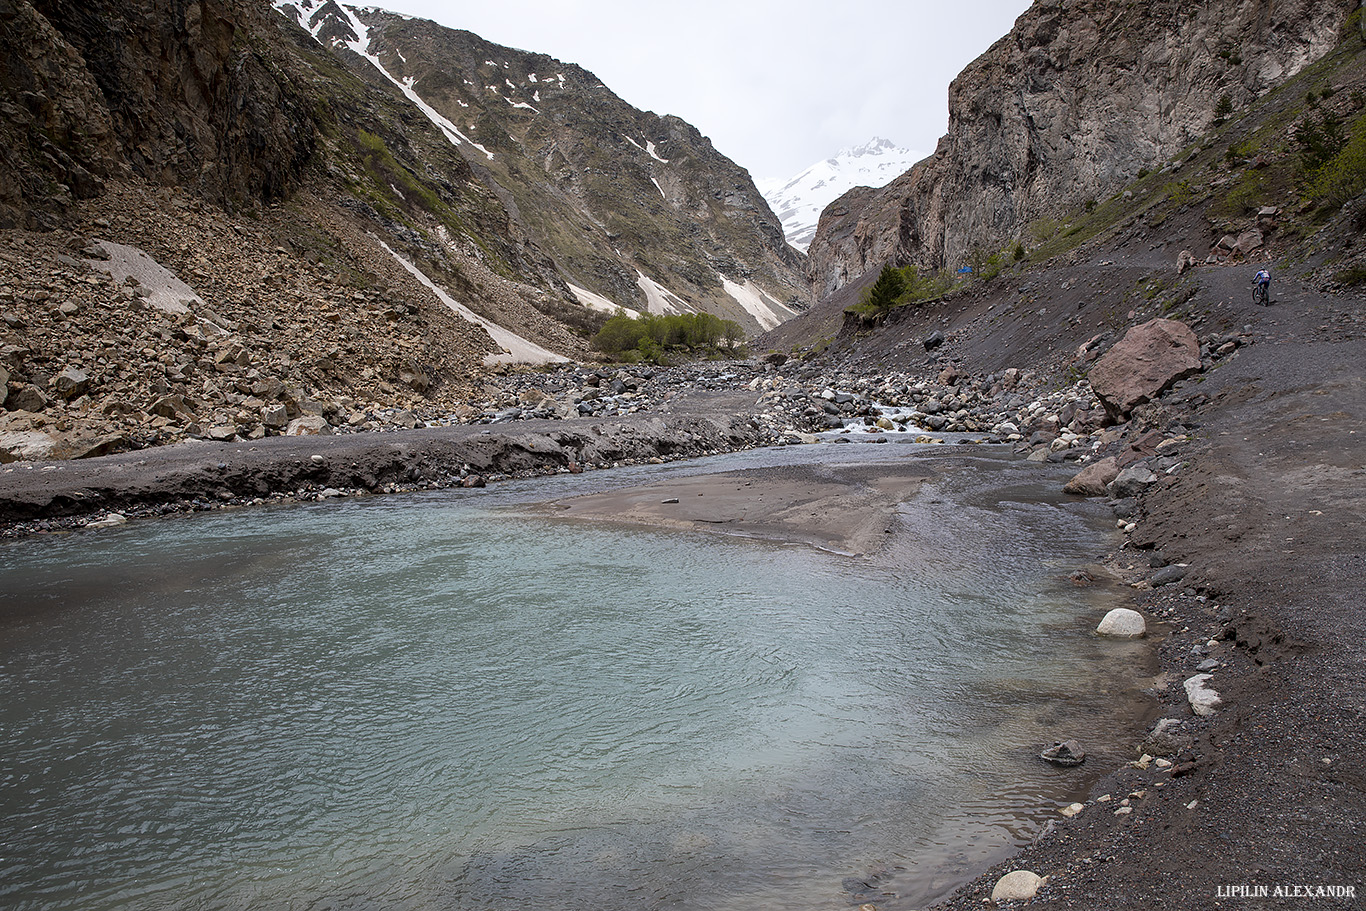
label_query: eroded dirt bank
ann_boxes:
[0,395,771,532]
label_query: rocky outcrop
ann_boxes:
[1088,318,1201,423]
[0,0,322,229]
[807,0,1356,297]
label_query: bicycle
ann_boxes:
[1252,282,1270,306]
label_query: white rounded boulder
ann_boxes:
[1096,607,1146,638]
[991,869,1046,902]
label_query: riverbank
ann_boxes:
[929,338,1366,906]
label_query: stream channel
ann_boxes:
[0,439,1153,910]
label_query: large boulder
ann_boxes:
[0,430,58,463]
[53,366,91,399]
[8,384,49,413]
[1063,456,1119,496]
[991,870,1045,902]
[1097,607,1147,638]
[285,415,331,436]
[1108,463,1159,499]
[1088,319,1202,423]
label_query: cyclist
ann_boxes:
[1253,269,1271,305]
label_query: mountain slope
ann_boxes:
[757,138,922,252]
[0,0,810,460]
[276,0,808,333]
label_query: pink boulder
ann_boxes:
[1088,319,1202,423]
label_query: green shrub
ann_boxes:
[1307,115,1366,207]
[1164,179,1196,207]
[590,310,745,363]
[852,264,958,317]
[1333,265,1366,285]
[1297,109,1347,173]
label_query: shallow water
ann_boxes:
[0,443,1149,910]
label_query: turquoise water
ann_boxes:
[0,447,1148,910]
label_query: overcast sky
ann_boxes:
[372,0,1033,181]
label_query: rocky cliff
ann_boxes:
[0,0,321,228]
[808,0,1357,298]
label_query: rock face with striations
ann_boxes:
[806,0,1355,298]
[0,0,322,230]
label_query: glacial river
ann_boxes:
[0,442,1150,910]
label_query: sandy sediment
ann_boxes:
[538,462,928,556]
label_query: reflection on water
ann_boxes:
[0,446,1149,910]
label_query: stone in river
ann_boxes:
[1040,739,1087,766]
[1063,456,1119,496]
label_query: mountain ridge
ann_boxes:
[0,0,809,461]
[757,137,922,252]
[278,0,808,332]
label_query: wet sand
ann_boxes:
[538,461,931,556]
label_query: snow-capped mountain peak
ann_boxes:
[758,137,922,252]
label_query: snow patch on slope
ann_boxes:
[568,283,636,317]
[273,0,493,159]
[636,272,690,316]
[625,137,670,163]
[757,137,922,252]
[379,240,566,365]
[86,241,202,315]
[719,275,796,332]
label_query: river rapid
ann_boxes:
[0,440,1153,910]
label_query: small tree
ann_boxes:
[863,265,907,311]
[1214,93,1234,125]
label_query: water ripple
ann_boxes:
[0,453,1148,911]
